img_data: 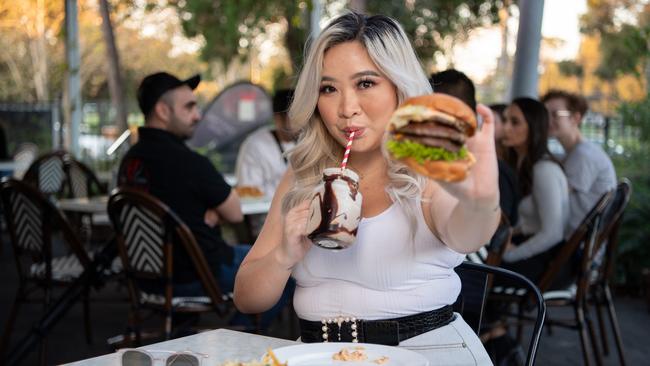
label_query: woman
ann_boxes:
[500,97,569,278]
[234,12,499,365]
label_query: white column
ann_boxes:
[310,0,322,39]
[65,0,81,156]
[510,0,545,99]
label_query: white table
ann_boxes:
[64,328,297,365]
[0,160,16,176]
[57,196,272,216]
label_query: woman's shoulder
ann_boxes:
[533,158,563,174]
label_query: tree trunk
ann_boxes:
[31,0,48,101]
[99,0,127,132]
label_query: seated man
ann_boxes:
[118,72,245,297]
[541,90,616,235]
[235,89,297,199]
[430,69,520,227]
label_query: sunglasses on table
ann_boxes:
[119,349,208,366]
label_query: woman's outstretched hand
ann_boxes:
[438,103,499,209]
[275,200,313,269]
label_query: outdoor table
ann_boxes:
[0,160,16,177]
[57,195,272,216]
[64,328,298,365]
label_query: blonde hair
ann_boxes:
[282,12,432,231]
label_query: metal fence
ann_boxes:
[0,102,61,156]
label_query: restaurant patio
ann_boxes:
[2,0,650,365]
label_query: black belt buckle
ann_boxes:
[362,320,400,346]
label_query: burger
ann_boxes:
[386,93,477,182]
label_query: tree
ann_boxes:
[166,0,504,77]
[0,0,64,102]
[581,0,650,88]
[367,1,503,67]
[99,0,127,131]
[166,0,311,73]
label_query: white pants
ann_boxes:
[398,313,493,366]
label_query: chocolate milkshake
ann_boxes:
[306,168,363,249]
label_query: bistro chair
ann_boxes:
[590,179,631,365]
[66,158,107,199]
[490,190,614,366]
[453,262,545,366]
[107,187,244,345]
[22,150,69,199]
[0,178,93,365]
[11,142,38,180]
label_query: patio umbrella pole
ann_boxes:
[7,241,117,365]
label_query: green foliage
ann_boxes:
[612,95,650,288]
[169,0,309,68]
[580,0,650,82]
[596,24,648,80]
[169,0,503,74]
[558,60,584,78]
[612,154,650,288]
[618,93,650,142]
[367,0,502,60]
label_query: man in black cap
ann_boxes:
[118,72,245,297]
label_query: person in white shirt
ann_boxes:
[541,90,616,235]
[233,12,500,365]
[235,89,297,198]
[500,97,570,271]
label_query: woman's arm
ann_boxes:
[503,161,567,262]
[426,104,500,254]
[233,168,312,313]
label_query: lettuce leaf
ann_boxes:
[386,139,467,163]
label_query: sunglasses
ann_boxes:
[549,110,572,119]
[120,349,207,366]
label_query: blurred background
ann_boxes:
[0,0,648,308]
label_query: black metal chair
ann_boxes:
[107,187,247,345]
[489,190,614,366]
[454,261,546,366]
[0,178,93,365]
[590,179,631,365]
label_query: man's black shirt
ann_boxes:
[118,127,233,283]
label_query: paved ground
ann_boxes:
[1,235,648,365]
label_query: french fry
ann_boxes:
[266,348,287,366]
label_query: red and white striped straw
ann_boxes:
[340,131,355,171]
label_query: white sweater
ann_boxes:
[503,159,570,262]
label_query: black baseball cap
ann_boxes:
[137,72,201,116]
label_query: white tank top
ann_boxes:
[292,199,465,321]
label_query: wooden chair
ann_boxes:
[454,262,546,366]
[24,151,107,199]
[491,190,614,366]
[590,179,631,365]
[66,158,107,199]
[0,178,93,365]
[22,151,69,199]
[107,187,244,345]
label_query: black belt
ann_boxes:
[299,305,454,346]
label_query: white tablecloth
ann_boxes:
[64,328,297,365]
